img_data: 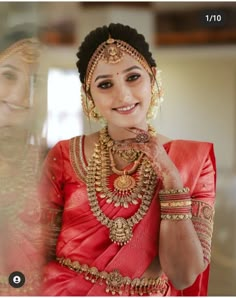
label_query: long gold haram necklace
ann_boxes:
[86,128,157,246]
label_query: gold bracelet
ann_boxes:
[159,187,190,195]
[161,214,192,220]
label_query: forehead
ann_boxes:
[0,52,29,72]
[92,53,146,77]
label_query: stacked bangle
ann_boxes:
[159,187,192,220]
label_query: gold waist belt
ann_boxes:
[57,257,168,296]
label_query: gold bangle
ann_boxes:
[161,213,192,220]
[160,200,192,208]
[159,187,190,195]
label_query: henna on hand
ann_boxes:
[113,127,183,189]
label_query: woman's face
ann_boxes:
[89,54,152,129]
[0,52,31,128]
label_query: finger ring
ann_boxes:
[135,132,149,143]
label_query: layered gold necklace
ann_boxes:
[86,127,158,246]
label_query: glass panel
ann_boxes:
[47,68,83,148]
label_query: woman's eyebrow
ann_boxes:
[0,64,21,72]
[95,74,112,82]
[122,65,142,73]
[94,65,142,83]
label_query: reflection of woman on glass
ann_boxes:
[40,23,216,296]
[0,25,45,295]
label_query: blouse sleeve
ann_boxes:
[39,141,65,261]
[191,144,216,265]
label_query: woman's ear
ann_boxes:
[149,67,157,85]
[82,83,86,94]
[152,67,157,76]
[151,67,157,80]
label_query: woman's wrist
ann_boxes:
[159,187,192,220]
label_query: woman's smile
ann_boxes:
[113,103,138,114]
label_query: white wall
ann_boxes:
[154,48,236,172]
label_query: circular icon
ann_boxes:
[8,271,25,288]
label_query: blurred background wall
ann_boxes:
[1,1,236,295]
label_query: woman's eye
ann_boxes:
[2,71,18,81]
[97,81,112,89]
[127,74,140,82]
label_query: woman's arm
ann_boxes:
[38,142,65,261]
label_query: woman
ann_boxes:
[40,23,216,296]
[0,25,45,295]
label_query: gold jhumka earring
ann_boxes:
[80,86,104,122]
[147,70,164,121]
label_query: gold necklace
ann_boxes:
[97,127,152,208]
[109,147,144,197]
[115,149,140,162]
[111,125,156,162]
[86,128,158,246]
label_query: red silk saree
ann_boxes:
[39,136,216,296]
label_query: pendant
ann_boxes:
[116,149,140,162]
[109,217,133,246]
[114,174,136,192]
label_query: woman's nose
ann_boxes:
[115,84,132,103]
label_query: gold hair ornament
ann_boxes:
[0,38,41,64]
[85,38,153,91]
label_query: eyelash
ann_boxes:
[97,81,113,89]
[127,74,141,82]
[2,71,17,81]
[97,74,141,89]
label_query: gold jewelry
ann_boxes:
[161,214,192,220]
[57,257,169,296]
[80,86,103,121]
[109,147,144,193]
[113,125,156,162]
[86,128,157,245]
[0,38,40,64]
[160,200,192,207]
[159,187,190,195]
[147,70,164,121]
[96,127,154,208]
[115,149,141,162]
[85,38,152,91]
[159,187,192,221]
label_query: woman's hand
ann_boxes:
[113,127,183,190]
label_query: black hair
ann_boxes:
[76,23,156,84]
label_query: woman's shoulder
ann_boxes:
[158,133,213,148]
[159,134,214,162]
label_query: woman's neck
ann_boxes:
[107,123,149,141]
